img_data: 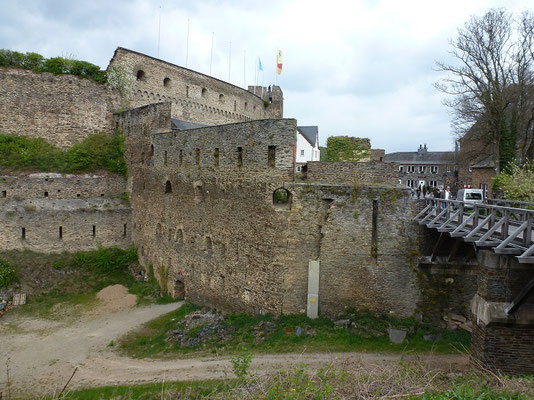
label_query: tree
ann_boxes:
[493,161,534,202]
[436,9,534,171]
[106,62,134,108]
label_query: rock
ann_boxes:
[388,328,407,344]
[459,321,473,333]
[448,313,467,323]
[295,326,303,336]
[334,319,350,327]
[424,333,443,342]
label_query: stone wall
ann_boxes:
[0,173,131,253]
[0,172,127,200]
[0,68,118,147]
[128,115,421,317]
[110,48,283,125]
[305,161,398,186]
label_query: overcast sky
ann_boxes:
[1,0,532,152]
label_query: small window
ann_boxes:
[234,100,237,111]
[237,147,243,167]
[2,190,6,197]
[214,148,220,166]
[44,191,48,197]
[273,188,291,209]
[123,224,127,237]
[268,145,276,167]
[300,150,305,156]
[165,180,172,194]
[136,70,146,81]
[419,166,426,173]
[202,88,207,97]
[59,226,63,239]
[186,86,189,97]
[163,77,171,87]
[179,150,183,166]
[21,227,26,240]
[195,148,200,165]
[244,102,248,110]
[164,151,168,166]
[92,225,96,237]
[219,94,225,102]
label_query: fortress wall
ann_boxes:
[0,173,127,200]
[306,161,399,186]
[0,199,131,253]
[111,48,282,125]
[130,117,420,317]
[0,68,118,147]
[281,184,419,316]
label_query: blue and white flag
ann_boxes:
[258,57,264,72]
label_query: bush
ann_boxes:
[493,162,534,203]
[0,259,17,288]
[0,133,127,175]
[73,247,138,274]
[0,49,106,83]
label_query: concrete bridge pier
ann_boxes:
[471,250,534,374]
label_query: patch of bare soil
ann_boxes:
[0,291,469,398]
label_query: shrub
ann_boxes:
[73,247,137,274]
[0,133,127,175]
[0,49,106,83]
[0,259,17,288]
[493,161,534,203]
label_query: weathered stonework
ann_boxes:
[0,68,118,147]
[110,48,283,125]
[305,161,398,186]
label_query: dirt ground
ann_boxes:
[0,285,470,398]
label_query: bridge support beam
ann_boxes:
[471,250,534,374]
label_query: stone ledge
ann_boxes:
[471,294,534,326]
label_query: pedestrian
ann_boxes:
[416,186,421,199]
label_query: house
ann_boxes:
[296,126,320,171]
[385,145,458,190]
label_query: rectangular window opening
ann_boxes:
[195,148,200,166]
[92,225,96,237]
[59,226,63,239]
[179,150,183,166]
[214,148,220,166]
[2,190,6,198]
[21,227,26,240]
[164,151,168,166]
[268,145,276,167]
[123,224,127,237]
[237,147,243,167]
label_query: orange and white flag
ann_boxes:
[277,49,283,75]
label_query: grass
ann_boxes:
[0,133,127,175]
[44,362,534,400]
[119,305,470,359]
[1,247,173,318]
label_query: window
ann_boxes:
[21,227,26,240]
[164,151,168,166]
[429,180,438,187]
[418,166,426,173]
[406,180,416,188]
[237,147,243,167]
[201,88,207,97]
[186,86,189,98]
[195,148,200,165]
[447,165,452,172]
[92,225,96,237]
[165,180,172,193]
[297,166,301,172]
[268,146,276,167]
[2,190,6,197]
[163,77,171,87]
[136,70,146,81]
[300,150,305,156]
[399,166,404,173]
[219,94,225,102]
[430,166,438,174]
[214,148,220,166]
[59,226,63,239]
[407,165,415,173]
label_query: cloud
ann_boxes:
[1,0,531,152]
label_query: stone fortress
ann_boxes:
[3,47,533,374]
[0,47,421,319]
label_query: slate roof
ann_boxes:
[385,150,455,165]
[297,126,318,147]
[171,118,210,130]
[470,155,495,169]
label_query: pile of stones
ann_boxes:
[443,313,472,332]
[167,310,232,348]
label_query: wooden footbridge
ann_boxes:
[414,198,534,314]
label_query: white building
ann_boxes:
[296,126,320,171]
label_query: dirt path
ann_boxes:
[0,291,469,397]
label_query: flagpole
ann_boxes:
[209,32,214,75]
[185,18,190,68]
[228,41,231,82]
[243,50,246,89]
[157,5,162,58]
[254,57,257,95]
[275,48,278,86]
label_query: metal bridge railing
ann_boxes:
[413,198,534,265]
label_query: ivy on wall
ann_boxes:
[325,136,370,162]
[0,49,106,84]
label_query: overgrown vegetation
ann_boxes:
[325,136,370,161]
[0,259,18,288]
[120,305,470,359]
[492,161,534,203]
[1,247,172,317]
[0,133,127,175]
[51,360,533,399]
[0,49,106,83]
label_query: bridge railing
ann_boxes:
[413,198,534,265]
